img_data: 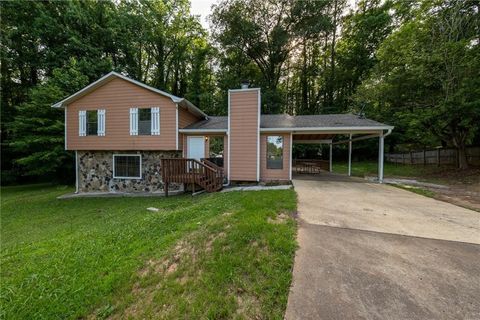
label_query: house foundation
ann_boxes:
[77,150,183,193]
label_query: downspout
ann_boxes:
[75,151,79,193]
[384,128,393,138]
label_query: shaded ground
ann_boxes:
[334,162,480,212]
[286,174,480,320]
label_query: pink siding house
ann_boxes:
[53,71,393,194]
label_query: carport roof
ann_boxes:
[183,114,392,131]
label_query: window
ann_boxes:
[266,136,283,169]
[138,108,151,135]
[79,109,105,136]
[130,107,159,136]
[113,155,142,179]
[86,110,98,135]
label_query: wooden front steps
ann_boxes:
[161,158,224,195]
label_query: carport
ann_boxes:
[290,126,392,182]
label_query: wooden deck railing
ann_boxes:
[161,158,224,195]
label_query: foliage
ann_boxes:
[8,61,88,180]
[2,0,479,183]
[1,185,296,319]
[1,0,214,182]
[211,0,297,113]
[357,0,480,168]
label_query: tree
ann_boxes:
[211,0,295,113]
[1,0,214,183]
[9,61,89,180]
[335,0,393,112]
[357,0,480,168]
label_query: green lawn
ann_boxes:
[0,184,297,319]
[332,161,455,180]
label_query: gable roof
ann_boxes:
[182,114,393,131]
[51,71,207,118]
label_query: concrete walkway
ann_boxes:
[286,173,480,320]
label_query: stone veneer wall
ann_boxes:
[77,151,183,193]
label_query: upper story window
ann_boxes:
[87,110,98,135]
[79,109,105,136]
[130,107,160,136]
[138,108,151,135]
[266,136,283,169]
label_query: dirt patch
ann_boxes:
[430,186,480,212]
[236,294,261,319]
[268,212,290,224]
[385,169,480,212]
[205,232,226,252]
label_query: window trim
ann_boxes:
[112,154,142,179]
[266,135,284,170]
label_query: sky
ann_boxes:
[190,0,218,29]
[190,0,358,30]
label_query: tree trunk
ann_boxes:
[457,146,469,169]
[301,38,308,113]
[328,0,339,108]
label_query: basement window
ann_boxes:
[86,110,98,135]
[113,154,142,179]
[267,136,283,169]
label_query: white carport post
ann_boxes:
[348,134,352,176]
[329,143,333,172]
[378,133,384,183]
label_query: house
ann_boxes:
[52,71,393,194]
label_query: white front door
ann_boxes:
[187,136,205,160]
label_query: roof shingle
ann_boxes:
[184,114,391,130]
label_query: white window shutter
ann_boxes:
[130,108,138,135]
[151,107,160,135]
[97,109,105,136]
[79,110,86,136]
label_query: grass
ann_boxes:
[392,184,436,198]
[332,161,441,179]
[0,184,297,319]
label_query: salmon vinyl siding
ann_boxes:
[229,90,259,181]
[66,77,177,150]
[178,108,202,151]
[260,133,291,181]
[178,107,201,128]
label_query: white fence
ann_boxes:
[386,147,480,166]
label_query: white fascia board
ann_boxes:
[227,91,231,183]
[175,103,179,150]
[176,98,208,118]
[293,139,333,144]
[262,126,394,132]
[51,71,207,118]
[256,88,260,181]
[179,129,227,133]
[51,72,117,108]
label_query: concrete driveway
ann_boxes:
[286,174,480,320]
